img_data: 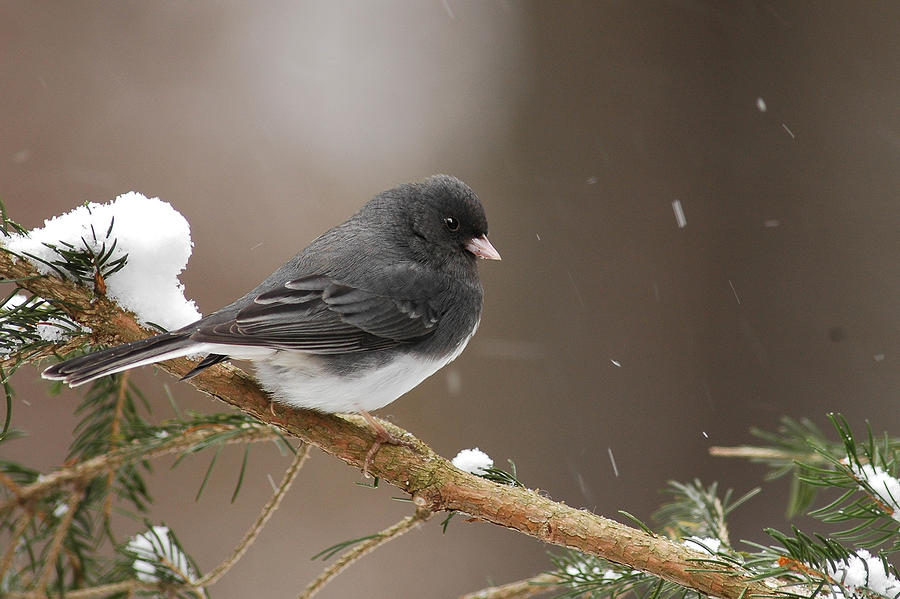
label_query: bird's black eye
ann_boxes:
[443,216,460,232]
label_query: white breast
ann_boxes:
[252,332,473,413]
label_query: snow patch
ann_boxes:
[4,192,201,330]
[452,448,493,475]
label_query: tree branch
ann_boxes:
[7,579,163,599]
[708,445,818,461]
[459,573,562,599]
[0,425,278,515]
[1,250,776,599]
[299,507,432,599]
[0,512,31,583]
[196,443,311,586]
[33,485,85,594]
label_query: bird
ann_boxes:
[42,175,500,470]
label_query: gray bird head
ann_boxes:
[371,174,500,268]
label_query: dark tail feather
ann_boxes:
[180,353,228,381]
[42,332,197,387]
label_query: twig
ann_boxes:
[298,507,432,599]
[0,469,24,498]
[459,572,563,599]
[844,466,897,517]
[712,495,730,547]
[0,511,31,582]
[103,371,129,522]
[110,371,128,444]
[708,446,817,461]
[33,486,85,593]
[0,336,88,373]
[196,443,311,586]
[6,580,155,599]
[1,426,278,515]
[148,555,206,599]
[155,551,205,599]
[58,581,146,598]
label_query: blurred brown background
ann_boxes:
[2,1,899,597]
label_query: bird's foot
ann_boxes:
[357,409,416,478]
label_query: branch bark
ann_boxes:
[1,249,774,599]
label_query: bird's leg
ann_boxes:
[357,409,416,478]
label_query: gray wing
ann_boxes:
[190,274,441,354]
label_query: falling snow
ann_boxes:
[672,199,686,228]
[445,368,462,395]
[728,280,742,305]
[607,447,619,477]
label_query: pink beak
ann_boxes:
[465,235,501,260]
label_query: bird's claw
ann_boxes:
[358,409,417,478]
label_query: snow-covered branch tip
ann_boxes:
[3,192,200,331]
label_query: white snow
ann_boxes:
[51,502,69,519]
[451,448,493,475]
[683,536,722,554]
[127,525,199,585]
[850,463,900,522]
[0,293,88,356]
[825,549,900,599]
[35,321,69,343]
[4,192,201,331]
[4,293,27,310]
[563,561,624,581]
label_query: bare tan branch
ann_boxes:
[33,486,85,594]
[197,443,311,586]
[0,512,31,583]
[709,446,810,460]
[6,580,157,599]
[0,425,278,515]
[299,507,432,599]
[102,371,130,522]
[459,572,563,599]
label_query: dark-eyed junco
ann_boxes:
[43,176,500,424]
